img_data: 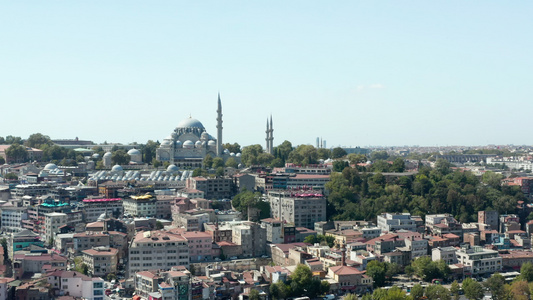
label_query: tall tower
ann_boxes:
[265,118,270,154]
[216,93,223,157]
[269,115,274,154]
[266,115,274,155]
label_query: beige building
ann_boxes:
[82,247,118,276]
[328,265,372,294]
[128,231,189,276]
[268,190,327,229]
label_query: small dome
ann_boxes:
[208,140,216,147]
[230,153,236,157]
[164,135,173,141]
[175,140,182,148]
[177,117,205,129]
[161,140,171,146]
[111,165,123,172]
[103,152,112,158]
[183,140,194,149]
[224,149,230,154]
[44,163,58,170]
[167,164,179,172]
[128,149,141,155]
[171,132,178,139]
[195,141,202,148]
[236,153,241,157]
[201,132,209,140]
[92,153,100,159]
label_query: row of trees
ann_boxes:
[325,159,524,222]
[239,140,350,168]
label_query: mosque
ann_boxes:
[155,94,242,168]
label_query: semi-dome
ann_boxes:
[111,165,123,172]
[183,140,194,149]
[177,117,205,129]
[128,149,141,155]
[167,164,179,172]
[208,140,216,147]
[44,163,58,170]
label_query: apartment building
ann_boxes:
[268,189,327,229]
[128,231,189,276]
[82,247,118,277]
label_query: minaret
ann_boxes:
[216,93,223,157]
[265,118,270,154]
[267,115,274,155]
[269,115,274,154]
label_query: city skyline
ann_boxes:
[2,1,532,148]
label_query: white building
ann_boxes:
[432,247,458,265]
[0,204,27,233]
[456,245,502,276]
[46,270,104,300]
[123,196,157,217]
[377,213,416,232]
[44,212,67,246]
[405,237,428,259]
[81,198,123,222]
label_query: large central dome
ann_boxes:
[177,117,205,129]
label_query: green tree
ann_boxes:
[344,294,358,300]
[273,140,293,163]
[450,280,460,300]
[225,157,238,168]
[203,154,214,168]
[331,147,347,159]
[248,289,260,300]
[212,157,224,168]
[156,221,164,230]
[371,150,389,161]
[0,156,4,165]
[107,273,117,282]
[152,159,162,168]
[463,277,484,300]
[332,160,349,172]
[25,133,52,149]
[366,260,387,287]
[141,140,159,163]
[317,148,331,160]
[4,173,18,180]
[287,145,318,166]
[5,143,28,163]
[391,157,406,172]
[241,144,264,166]
[347,153,367,165]
[4,135,22,144]
[520,262,533,282]
[111,150,130,165]
[485,273,505,300]
[425,284,451,300]
[223,142,241,154]
[216,167,225,177]
[410,284,424,300]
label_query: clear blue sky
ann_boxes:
[1,1,532,148]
